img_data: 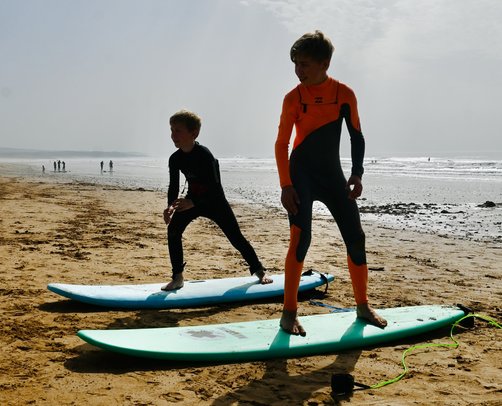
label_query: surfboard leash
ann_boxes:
[302,269,330,294]
[308,299,353,313]
[331,306,501,395]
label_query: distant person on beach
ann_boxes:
[62,161,66,172]
[274,31,387,335]
[42,165,45,173]
[109,160,113,172]
[57,160,61,172]
[161,110,272,291]
[53,161,56,172]
[100,161,104,172]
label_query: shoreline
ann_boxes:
[0,175,500,405]
[1,161,501,245]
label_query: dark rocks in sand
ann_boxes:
[477,201,496,208]
[360,202,421,215]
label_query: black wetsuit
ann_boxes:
[167,142,262,274]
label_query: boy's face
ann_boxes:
[170,122,197,152]
[294,54,329,86]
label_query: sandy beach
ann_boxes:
[0,175,500,405]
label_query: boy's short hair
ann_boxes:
[170,110,202,133]
[290,30,334,63]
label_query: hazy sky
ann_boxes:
[1,0,501,158]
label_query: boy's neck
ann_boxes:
[180,142,196,153]
[305,75,329,86]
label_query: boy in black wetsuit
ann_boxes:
[162,110,272,291]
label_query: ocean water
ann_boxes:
[1,155,501,243]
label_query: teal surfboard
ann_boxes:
[48,271,332,309]
[77,305,467,361]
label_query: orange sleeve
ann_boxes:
[275,91,298,188]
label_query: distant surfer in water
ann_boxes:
[161,110,272,291]
[275,31,387,335]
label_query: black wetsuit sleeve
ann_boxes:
[167,155,180,206]
[341,104,365,178]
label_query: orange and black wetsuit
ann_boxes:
[275,77,369,312]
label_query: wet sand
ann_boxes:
[0,176,500,405]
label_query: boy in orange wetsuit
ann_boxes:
[275,31,387,335]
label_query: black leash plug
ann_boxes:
[331,373,371,395]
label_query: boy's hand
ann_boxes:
[173,198,194,212]
[164,199,194,224]
[281,186,300,215]
[346,175,363,200]
[163,206,175,225]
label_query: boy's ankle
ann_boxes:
[172,273,184,282]
[250,264,265,275]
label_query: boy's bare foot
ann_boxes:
[280,309,306,336]
[356,303,387,328]
[255,269,273,285]
[161,274,184,291]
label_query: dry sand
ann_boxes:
[0,176,500,405]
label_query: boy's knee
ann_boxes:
[167,224,182,239]
[289,218,311,262]
[346,235,366,265]
[295,230,311,262]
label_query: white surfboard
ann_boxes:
[48,271,333,309]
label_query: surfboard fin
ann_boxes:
[302,269,329,293]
